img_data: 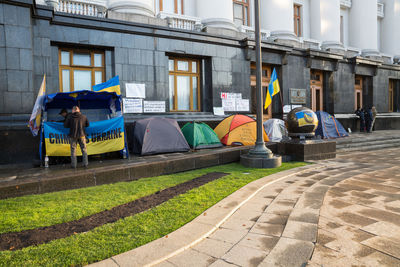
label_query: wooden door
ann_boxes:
[251,63,272,120]
[389,79,394,112]
[310,70,323,112]
[354,75,363,110]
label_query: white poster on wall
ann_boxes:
[213,107,225,116]
[123,98,143,113]
[222,99,236,111]
[126,83,146,98]
[144,101,166,113]
[236,99,249,112]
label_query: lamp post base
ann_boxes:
[240,153,282,168]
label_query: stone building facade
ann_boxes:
[1,0,400,164]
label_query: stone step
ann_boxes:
[336,135,400,145]
[336,138,400,149]
[337,142,400,153]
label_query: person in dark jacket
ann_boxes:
[64,106,89,168]
[355,108,366,132]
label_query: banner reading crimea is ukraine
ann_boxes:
[43,117,125,156]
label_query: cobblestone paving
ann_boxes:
[156,148,400,267]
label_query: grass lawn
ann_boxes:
[0,162,307,267]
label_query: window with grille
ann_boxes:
[59,49,105,92]
[169,57,201,112]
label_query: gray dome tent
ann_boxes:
[132,117,190,156]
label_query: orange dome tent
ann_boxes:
[214,115,269,146]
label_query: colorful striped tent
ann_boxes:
[214,115,269,146]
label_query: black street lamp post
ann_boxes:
[240,0,281,168]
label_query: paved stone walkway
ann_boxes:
[155,148,400,267]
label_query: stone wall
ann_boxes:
[1,0,400,165]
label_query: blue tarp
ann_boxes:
[315,111,348,139]
[43,90,122,112]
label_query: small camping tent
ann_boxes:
[133,117,190,155]
[181,122,222,149]
[214,114,269,146]
[263,119,288,142]
[315,111,349,139]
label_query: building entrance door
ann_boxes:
[389,79,394,112]
[251,63,272,120]
[354,75,363,110]
[310,70,323,112]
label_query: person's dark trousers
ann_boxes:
[360,119,366,132]
[365,119,372,133]
[70,137,88,168]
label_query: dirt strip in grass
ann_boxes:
[0,172,228,251]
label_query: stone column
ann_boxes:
[310,0,343,51]
[107,0,155,16]
[260,0,297,42]
[196,0,237,31]
[349,0,379,57]
[381,0,400,61]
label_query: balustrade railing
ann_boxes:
[238,25,270,41]
[56,0,107,17]
[157,12,202,31]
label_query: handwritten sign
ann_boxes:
[236,99,249,112]
[143,101,166,113]
[222,99,236,111]
[123,98,143,113]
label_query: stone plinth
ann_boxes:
[278,139,336,161]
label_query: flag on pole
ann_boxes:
[264,68,281,109]
[92,76,121,95]
[28,75,46,136]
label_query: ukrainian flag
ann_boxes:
[264,68,280,109]
[93,76,121,95]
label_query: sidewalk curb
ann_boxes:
[89,163,329,267]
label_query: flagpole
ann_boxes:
[278,70,284,117]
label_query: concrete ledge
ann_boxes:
[88,163,327,267]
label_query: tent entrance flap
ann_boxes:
[315,111,348,139]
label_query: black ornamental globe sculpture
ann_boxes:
[286,107,318,137]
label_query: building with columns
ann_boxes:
[1,0,400,164]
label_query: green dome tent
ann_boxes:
[181,122,222,149]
